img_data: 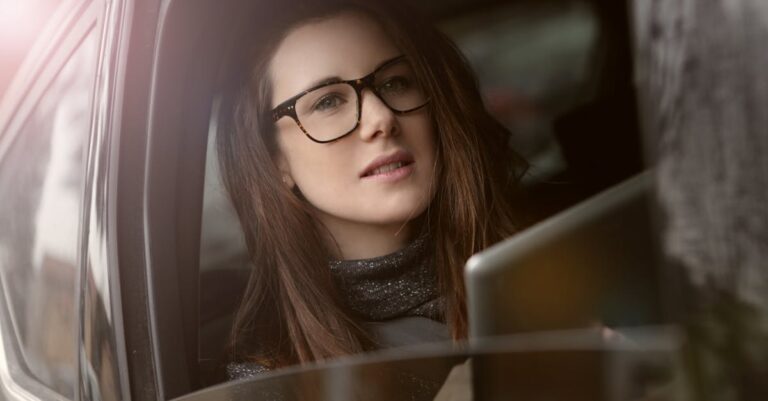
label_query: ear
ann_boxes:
[275,153,295,188]
[282,174,295,188]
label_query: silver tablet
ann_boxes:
[465,171,661,340]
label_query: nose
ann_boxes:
[357,89,399,142]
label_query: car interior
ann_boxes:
[112,0,647,398]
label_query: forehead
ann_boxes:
[268,11,401,105]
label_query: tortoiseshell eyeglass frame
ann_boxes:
[270,55,429,144]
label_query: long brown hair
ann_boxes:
[217,0,527,368]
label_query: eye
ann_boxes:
[379,76,411,94]
[312,93,347,112]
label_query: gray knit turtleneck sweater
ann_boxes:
[227,234,449,381]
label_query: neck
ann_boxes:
[318,215,413,260]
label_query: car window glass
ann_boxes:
[0,28,98,398]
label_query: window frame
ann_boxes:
[0,1,123,400]
[129,0,650,399]
[141,0,255,396]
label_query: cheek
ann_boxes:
[291,156,356,221]
[404,115,438,164]
[279,135,352,196]
[294,156,349,190]
[415,119,439,204]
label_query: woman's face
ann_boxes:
[269,11,437,257]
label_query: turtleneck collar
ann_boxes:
[329,234,443,321]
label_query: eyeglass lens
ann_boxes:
[294,59,427,142]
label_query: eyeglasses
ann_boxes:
[271,55,429,143]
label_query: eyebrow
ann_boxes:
[296,55,404,95]
[301,76,343,93]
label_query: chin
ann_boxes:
[368,203,430,227]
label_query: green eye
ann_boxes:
[380,76,411,94]
[313,94,346,112]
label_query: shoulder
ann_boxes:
[226,361,271,380]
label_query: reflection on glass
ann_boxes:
[0,30,98,397]
[176,328,680,401]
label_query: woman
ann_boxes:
[218,0,526,378]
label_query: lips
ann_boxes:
[360,150,414,178]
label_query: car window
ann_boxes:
[0,27,99,398]
[194,0,602,386]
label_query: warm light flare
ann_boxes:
[0,0,57,99]
[0,1,47,45]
